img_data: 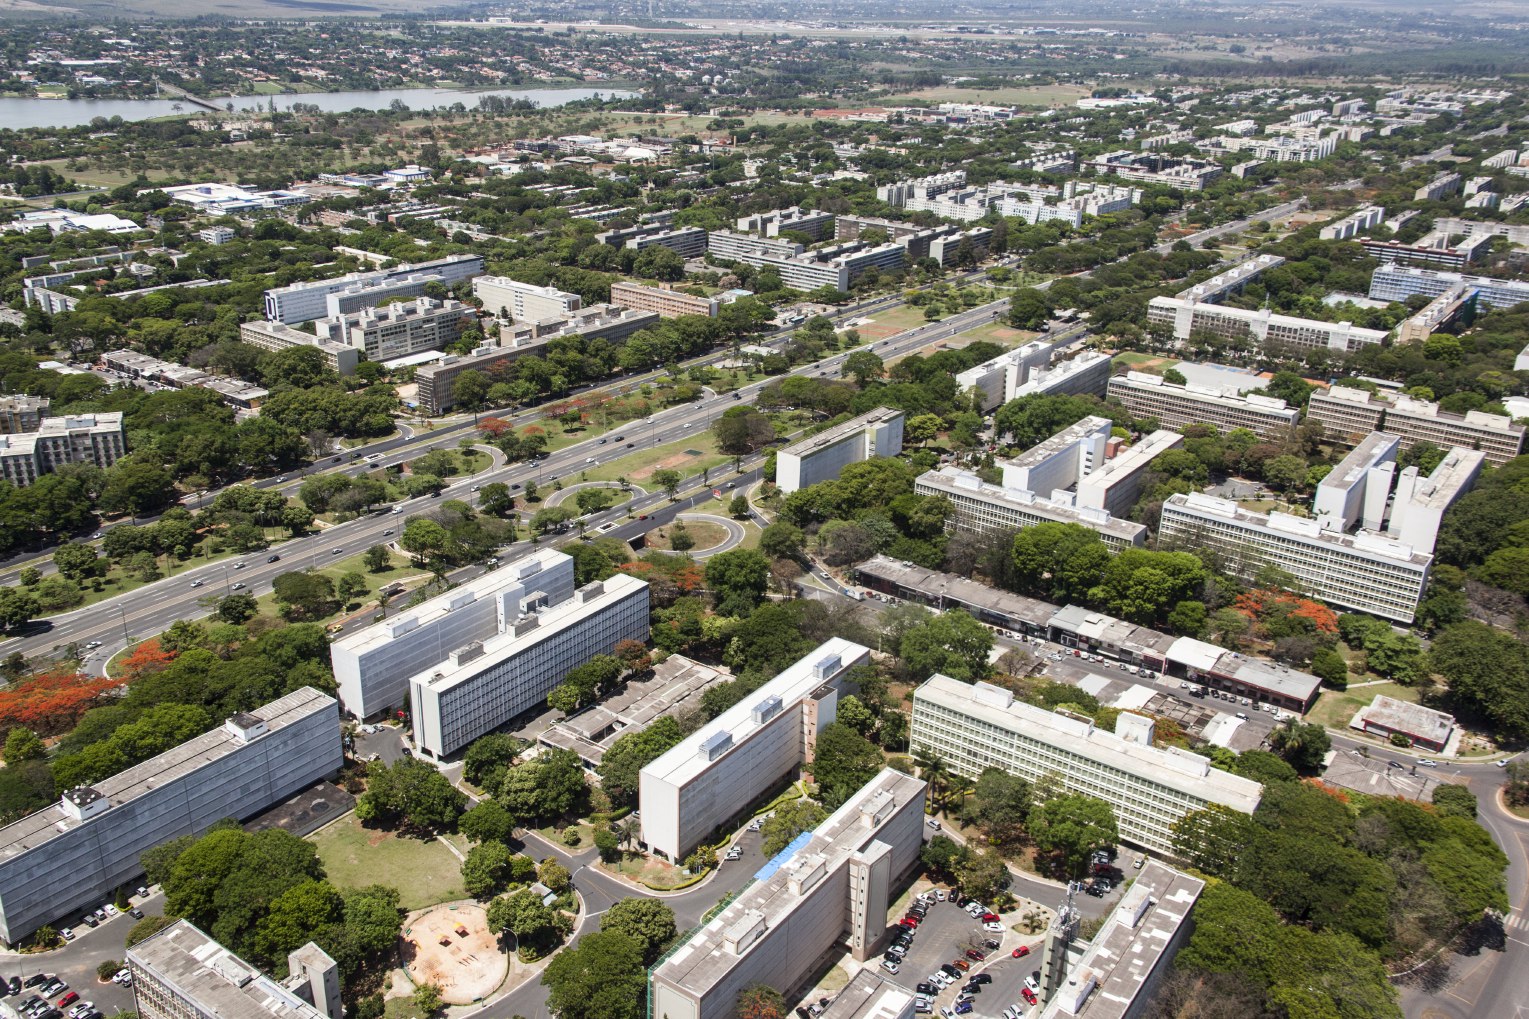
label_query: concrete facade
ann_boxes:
[1106,371,1300,441]
[238,320,362,376]
[129,919,338,1019]
[313,297,473,363]
[915,466,1148,550]
[1306,385,1525,466]
[263,255,483,324]
[0,412,127,488]
[776,408,905,493]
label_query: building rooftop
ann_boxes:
[1319,751,1441,801]
[1039,861,1204,1019]
[652,770,925,998]
[1174,254,1284,302]
[919,677,1262,811]
[538,655,730,765]
[1319,431,1400,496]
[413,574,648,696]
[1111,371,1298,419]
[778,407,903,459]
[819,970,917,1019]
[1354,695,1456,744]
[1005,415,1112,473]
[642,638,869,790]
[918,467,1149,544]
[128,920,327,1019]
[1165,492,1432,566]
[1083,430,1183,488]
[1164,637,1323,702]
[1047,605,1177,660]
[0,687,334,860]
[854,556,1067,629]
[1408,448,1487,511]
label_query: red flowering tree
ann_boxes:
[0,670,123,737]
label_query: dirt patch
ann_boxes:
[401,903,507,1005]
[646,520,727,552]
[629,450,702,482]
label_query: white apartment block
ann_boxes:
[1396,283,1476,344]
[1314,431,1400,534]
[1369,264,1529,312]
[314,297,472,363]
[0,688,340,944]
[1203,133,1338,162]
[473,276,582,321]
[640,639,872,863]
[321,272,453,320]
[1077,430,1185,517]
[626,226,709,259]
[1082,152,1222,192]
[648,769,927,1019]
[0,412,127,488]
[706,230,804,263]
[1415,172,1463,202]
[609,281,719,319]
[954,336,1073,412]
[1158,492,1432,623]
[709,233,907,292]
[1483,149,1519,169]
[776,408,905,493]
[736,207,835,241]
[1106,372,1300,441]
[331,548,577,720]
[238,320,362,376]
[1002,416,1111,498]
[410,574,650,759]
[876,171,968,208]
[263,254,483,324]
[1146,296,1388,355]
[1306,385,1525,466]
[129,920,340,1019]
[996,185,1139,228]
[1386,447,1486,554]
[1319,205,1385,241]
[1173,255,1283,305]
[1007,351,1113,405]
[911,677,1261,855]
[915,467,1148,550]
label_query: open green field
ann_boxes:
[312,813,466,912]
[579,431,730,486]
[955,321,1037,347]
[882,84,1091,107]
[852,305,930,343]
[1307,682,1419,731]
[1112,352,1178,372]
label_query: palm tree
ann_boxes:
[615,815,640,852]
[913,750,952,813]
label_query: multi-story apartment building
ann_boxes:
[954,337,1074,412]
[497,303,660,351]
[640,639,872,863]
[1359,236,1490,271]
[332,548,577,720]
[0,688,340,944]
[709,233,908,292]
[0,395,49,434]
[1076,430,1185,517]
[609,281,719,319]
[648,770,926,1019]
[1313,431,1401,534]
[262,254,484,324]
[911,676,1261,855]
[1146,297,1388,354]
[776,408,905,493]
[238,320,362,376]
[313,297,473,363]
[1414,172,1463,202]
[736,207,835,241]
[915,467,1149,550]
[1173,255,1283,304]
[1106,372,1300,441]
[129,920,340,1019]
[0,412,127,488]
[1082,152,1222,191]
[1001,416,1111,497]
[472,276,582,321]
[1370,264,1529,311]
[706,231,803,263]
[1396,283,1477,344]
[876,171,968,208]
[1158,492,1432,623]
[410,573,651,759]
[624,226,709,260]
[1306,385,1525,466]
[1320,206,1387,241]
[1386,447,1487,553]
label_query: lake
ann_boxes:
[0,85,639,132]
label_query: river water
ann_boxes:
[0,85,638,131]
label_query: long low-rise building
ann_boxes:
[332,548,577,720]
[128,920,340,1019]
[916,466,1149,550]
[1159,492,1431,623]
[0,688,340,944]
[0,412,127,488]
[238,320,362,376]
[1106,371,1299,441]
[852,557,1322,712]
[100,350,268,410]
[609,280,719,319]
[1305,385,1525,467]
[1369,264,1529,310]
[263,254,483,324]
[776,407,905,493]
[911,676,1261,855]
[648,769,927,1019]
[640,639,871,863]
[410,573,651,759]
[1147,297,1388,354]
[472,276,582,321]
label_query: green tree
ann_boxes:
[761,799,828,855]
[271,571,336,620]
[460,800,517,846]
[1008,288,1051,329]
[758,521,804,561]
[905,413,943,446]
[362,545,390,573]
[600,898,676,964]
[811,722,884,808]
[3,727,46,764]
[729,493,750,519]
[462,840,514,899]
[1310,646,1348,688]
[597,716,683,807]
[1267,719,1331,774]
[488,887,556,943]
[0,586,40,630]
[216,593,258,624]
[704,548,770,616]
[652,469,682,501]
[967,768,1032,846]
[842,349,885,386]
[354,758,465,832]
[1028,794,1119,878]
[952,845,1008,902]
[413,983,444,1016]
[898,609,993,682]
[337,572,368,605]
[541,929,646,1019]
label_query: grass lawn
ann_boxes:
[601,851,691,889]
[851,305,930,342]
[580,432,729,486]
[383,999,433,1019]
[956,321,1036,347]
[646,519,727,552]
[1307,682,1420,730]
[250,548,427,629]
[312,813,466,911]
[1112,352,1175,370]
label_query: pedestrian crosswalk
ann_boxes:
[1503,911,1529,931]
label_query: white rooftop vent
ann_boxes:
[224,711,269,744]
[60,785,109,822]
[447,591,476,611]
[449,642,485,667]
[812,654,842,680]
[385,616,419,638]
[751,695,784,724]
[699,731,733,761]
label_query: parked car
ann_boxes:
[965,949,985,961]
[1021,987,1038,1005]
[1012,946,1031,958]
[984,922,1005,933]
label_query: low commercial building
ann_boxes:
[648,769,927,1019]
[0,688,340,944]
[915,466,1149,549]
[262,254,484,324]
[911,676,1262,855]
[1037,862,1204,1019]
[640,639,872,863]
[128,919,340,1019]
[332,548,577,720]
[100,350,267,410]
[776,407,905,493]
[472,276,582,321]
[1106,372,1300,441]
[818,972,915,1019]
[0,412,127,488]
[609,280,719,319]
[238,320,362,376]
[1158,492,1431,623]
[1305,385,1525,466]
[313,297,473,363]
[1350,696,1455,753]
[409,574,651,759]
[1162,637,1322,713]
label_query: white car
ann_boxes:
[104,904,118,916]
[935,889,947,901]
[984,922,1005,933]
[882,960,900,974]
[1419,760,1438,768]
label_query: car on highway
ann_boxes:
[612,435,623,441]
[189,580,204,588]
[330,547,343,556]
[383,529,394,537]
[626,442,635,448]
[231,582,247,591]
[586,457,596,463]
[597,438,607,445]
[233,561,247,570]
[84,640,101,649]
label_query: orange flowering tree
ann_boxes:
[0,670,124,737]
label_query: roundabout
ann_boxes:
[644,512,745,558]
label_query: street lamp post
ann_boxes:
[118,603,130,646]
